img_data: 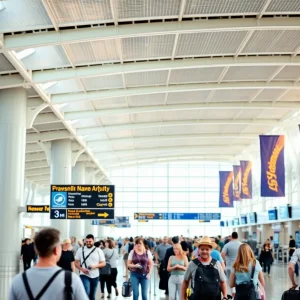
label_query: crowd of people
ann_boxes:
[12,230,300,300]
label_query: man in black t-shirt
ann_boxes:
[289,235,296,261]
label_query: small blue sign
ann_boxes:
[134,212,221,221]
[51,192,67,208]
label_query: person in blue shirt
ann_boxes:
[229,243,265,299]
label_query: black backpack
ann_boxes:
[192,258,221,298]
[22,269,73,300]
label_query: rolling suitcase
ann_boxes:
[122,279,132,297]
[281,288,300,300]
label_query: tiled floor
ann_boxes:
[96,258,293,300]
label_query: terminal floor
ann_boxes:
[96,259,292,300]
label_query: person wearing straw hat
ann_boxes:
[57,238,75,272]
[181,236,228,300]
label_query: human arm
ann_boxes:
[154,249,159,263]
[75,259,89,274]
[220,281,227,299]
[71,261,75,273]
[229,272,236,288]
[181,279,189,300]
[221,261,226,271]
[258,270,265,287]
[221,244,228,265]
[288,262,297,287]
[147,253,154,279]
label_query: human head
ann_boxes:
[71,237,76,244]
[85,234,95,248]
[129,237,134,242]
[232,232,238,239]
[62,238,71,250]
[25,238,31,245]
[163,236,168,245]
[232,243,255,273]
[198,236,212,261]
[78,240,83,247]
[34,228,61,261]
[290,235,293,239]
[172,236,179,245]
[173,243,184,257]
[135,238,146,252]
[218,235,222,240]
[105,239,115,249]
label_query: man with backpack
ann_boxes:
[181,236,228,300]
[75,234,106,300]
[9,228,88,300]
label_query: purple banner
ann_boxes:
[233,165,241,201]
[219,171,234,208]
[260,135,285,197]
[241,161,252,199]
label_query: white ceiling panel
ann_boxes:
[167,91,211,104]
[161,125,196,135]
[92,97,128,110]
[61,101,94,113]
[130,111,164,123]
[125,70,168,87]
[27,88,39,98]
[45,79,84,94]
[0,54,15,72]
[22,46,71,70]
[47,0,113,25]
[112,143,135,152]
[184,0,265,16]
[274,66,300,81]
[243,124,273,133]
[280,89,300,102]
[84,131,108,141]
[242,30,300,54]
[193,124,228,133]
[34,122,65,132]
[82,74,124,91]
[210,89,260,102]
[134,140,160,149]
[175,31,247,57]
[223,124,250,133]
[199,109,238,119]
[122,35,176,60]
[254,89,287,102]
[73,118,101,130]
[107,130,133,139]
[128,93,166,107]
[118,0,181,19]
[169,67,224,84]
[257,109,290,120]
[132,127,161,137]
[64,40,120,65]
[157,139,193,148]
[100,114,131,126]
[266,0,300,13]
[0,0,52,33]
[90,144,114,152]
[163,110,201,121]
[223,66,279,81]
[235,109,264,119]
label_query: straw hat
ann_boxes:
[197,236,213,248]
[193,239,201,247]
[63,238,71,244]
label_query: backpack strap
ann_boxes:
[250,260,256,281]
[192,258,217,268]
[64,271,73,300]
[22,269,64,300]
[81,246,97,268]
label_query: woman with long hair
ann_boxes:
[260,240,274,276]
[99,239,119,299]
[127,238,153,300]
[230,244,265,300]
[167,243,188,300]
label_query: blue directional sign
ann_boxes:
[134,213,221,221]
[91,216,129,225]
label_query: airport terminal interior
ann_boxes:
[2,0,300,299]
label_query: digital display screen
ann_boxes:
[268,209,278,221]
[249,212,257,224]
[240,215,248,225]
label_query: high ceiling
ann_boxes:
[1,0,300,186]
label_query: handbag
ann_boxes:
[101,251,114,275]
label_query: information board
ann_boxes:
[27,205,50,213]
[91,216,129,225]
[50,185,114,220]
[134,212,221,221]
[240,215,248,225]
[249,212,257,224]
[268,209,278,221]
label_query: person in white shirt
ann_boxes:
[75,234,106,300]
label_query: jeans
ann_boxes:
[263,264,271,274]
[130,271,149,300]
[168,274,184,300]
[80,275,99,300]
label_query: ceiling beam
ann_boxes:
[32,56,300,84]
[26,167,50,177]
[4,18,300,50]
[88,133,257,148]
[33,113,60,125]
[25,160,49,170]
[77,119,279,136]
[26,143,47,153]
[65,101,300,121]
[26,130,71,143]
[52,81,300,104]
[25,153,46,162]
[0,74,25,89]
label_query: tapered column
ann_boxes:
[0,88,27,299]
[50,139,72,239]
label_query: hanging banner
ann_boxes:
[219,171,234,208]
[260,135,285,197]
[233,165,241,201]
[240,161,252,199]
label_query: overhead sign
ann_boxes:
[91,216,129,225]
[134,213,221,221]
[116,224,131,228]
[219,171,234,207]
[241,161,252,199]
[50,185,115,220]
[27,205,50,213]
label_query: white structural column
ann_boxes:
[0,88,27,299]
[50,139,72,239]
[69,162,85,240]
[84,168,97,237]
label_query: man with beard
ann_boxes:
[75,234,106,300]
